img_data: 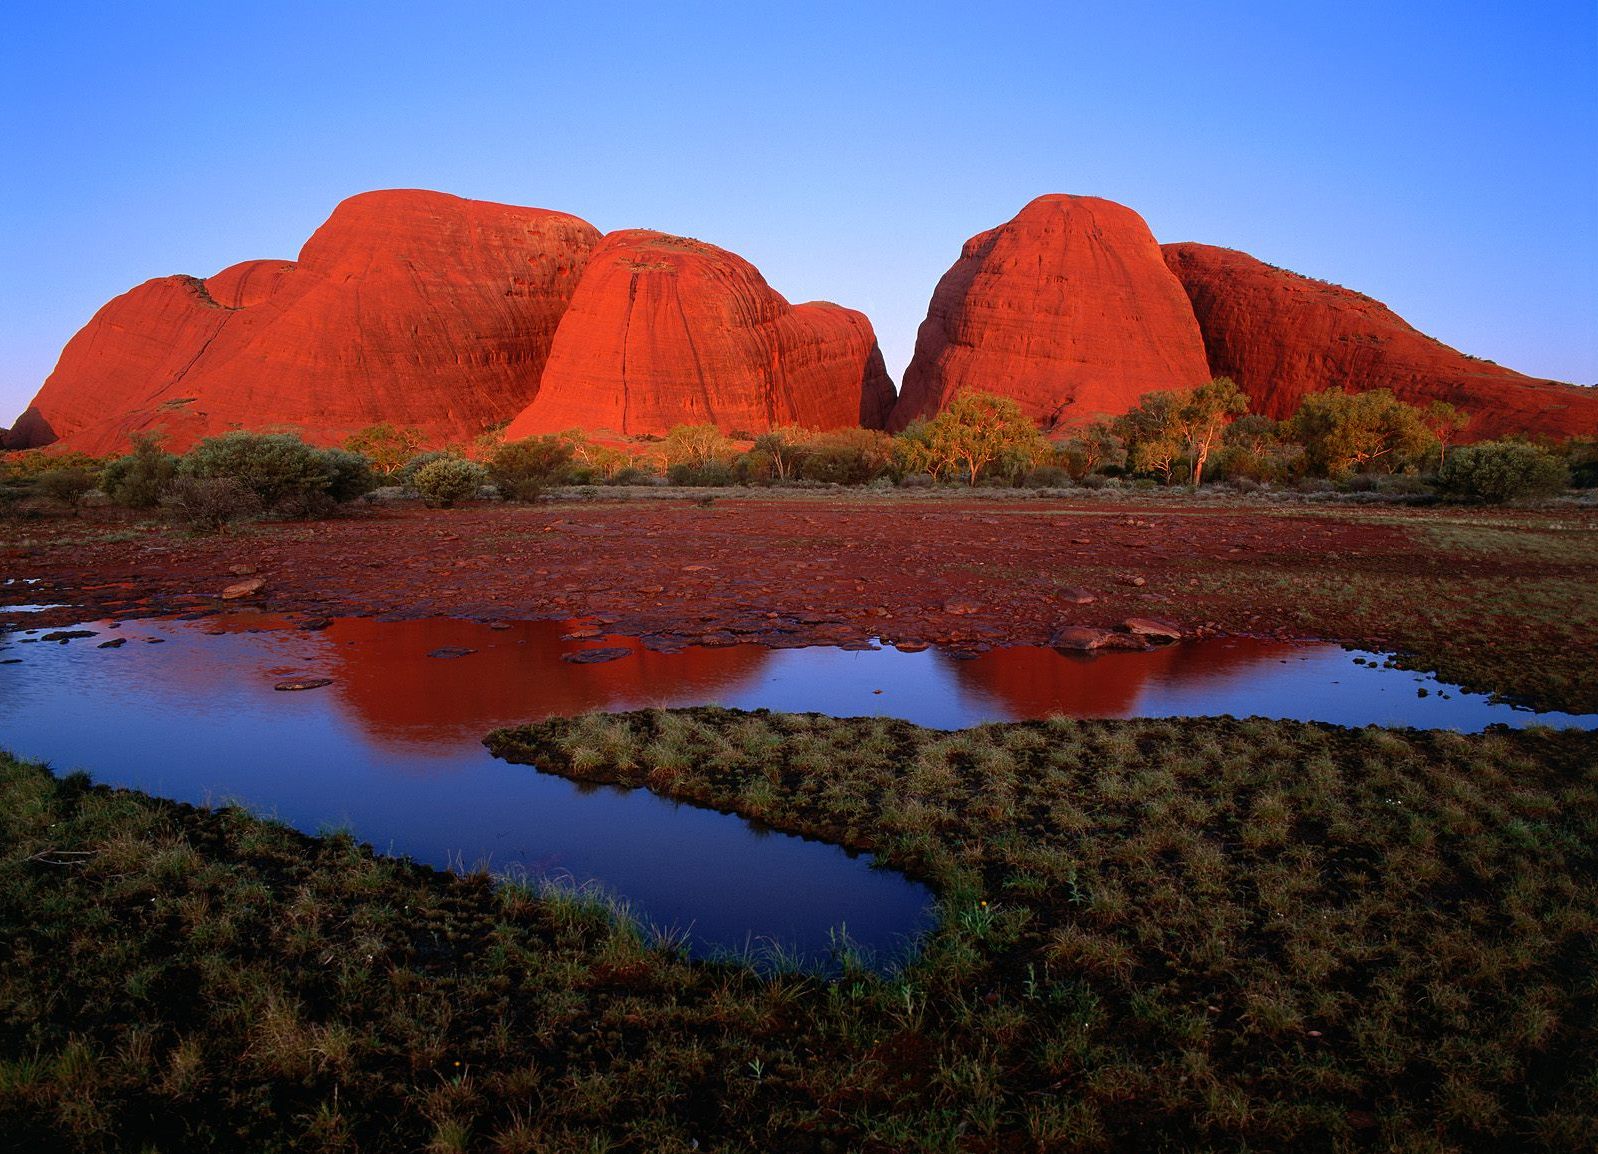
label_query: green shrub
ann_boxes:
[667,461,735,487]
[489,436,575,501]
[1022,465,1073,488]
[100,436,179,508]
[161,475,262,531]
[412,458,487,507]
[35,466,97,514]
[397,450,464,488]
[316,448,379,504]
[342,423,425,476]
[610,465,658,486]
[179,433,333,512]
[1439,441,1569,503]
[797,429,897,485]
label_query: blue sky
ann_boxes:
[3,1,1594,426]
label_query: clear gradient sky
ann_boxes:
[3,1,1595,428]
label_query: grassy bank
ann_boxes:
[5,711,1596,1151]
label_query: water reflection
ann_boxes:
[0,615,1591,962]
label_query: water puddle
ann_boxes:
[0,616,1590,961]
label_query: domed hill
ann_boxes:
[888,195,1211,433]
[1162,243,1598,441]
[504,230,896,438]
[7,190,602,455]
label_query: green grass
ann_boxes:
[6,710,1597,1151]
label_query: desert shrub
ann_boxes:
[610,465,658,486]
[179,433,333,512]
[342,423,425,476]
[732,449,776,485]
[489,436,575,501]
[397,449,464,489]
[318,448,378,504]
[798,428,897,485]
[662,424,735,472]
[35,466,97,514]
[1559,437,1598,488]
[1285,388,1437,477]
[101,436,179,507]
[895,392,1051,483]
[1022,465,1073,488]
[1438,441,1569,503]
[412,457,487,507]
[667,461,735,487]
[161,475,262,531]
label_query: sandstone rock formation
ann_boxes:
[9,190,601,454]
[505,230,896,439]
[1162,242,1598,441]
[889,195,1212,432]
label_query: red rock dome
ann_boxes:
[9,190,601,454]
[889,195,1212,432]
[504,230,895,438]
[1162,242,1598,440]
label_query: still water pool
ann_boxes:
[1,614,1590,962]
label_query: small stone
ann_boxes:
[943,600,980,616]
[228,564,256,577]
[1058,587,1096,605]
[97,638,128,649]
[298,618,332,632]
[427,647,477,659]
[1123,617,1182,642]
[221,577,266,600]
[1122,575,1147,587]
[1052,626,1115,651]
[560,626,604,640]
[274,678,333,692]
[42,630,98,643]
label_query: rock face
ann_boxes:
[1163,242,1598,440]
[890,195,1211,433]
[9,190,601,454]
[505,230,896,438]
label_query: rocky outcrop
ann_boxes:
[1163,242,1598,440]
[890,195,1211,432]
[505,230,896,438]
[10,190,601,454]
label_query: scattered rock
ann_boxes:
[943,600,981,615]
[1058,587,1096,605]
[1121,575,1147,587]
[274,678,334,692]
[1123,617,1182,642]
[42,630,97,643]
[221,577,266,600]
[228,564,257,577]
[560,626,604,640]
[1051,626,1116,651]
[561,647,632,664]
[97,638,127,649]
[427,647,477,659]
[298,617,332,631]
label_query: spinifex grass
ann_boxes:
[5,707,1597,1152]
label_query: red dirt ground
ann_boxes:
[9,491,1592,697]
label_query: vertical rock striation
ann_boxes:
[505,230,895,438]
[890,195,1212,432]
[9,190,601,454]
[1162,242,1598,440]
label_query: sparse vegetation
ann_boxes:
[411,457,488,507]
[6,704,1592,1152]
[1439,440,1570,504]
